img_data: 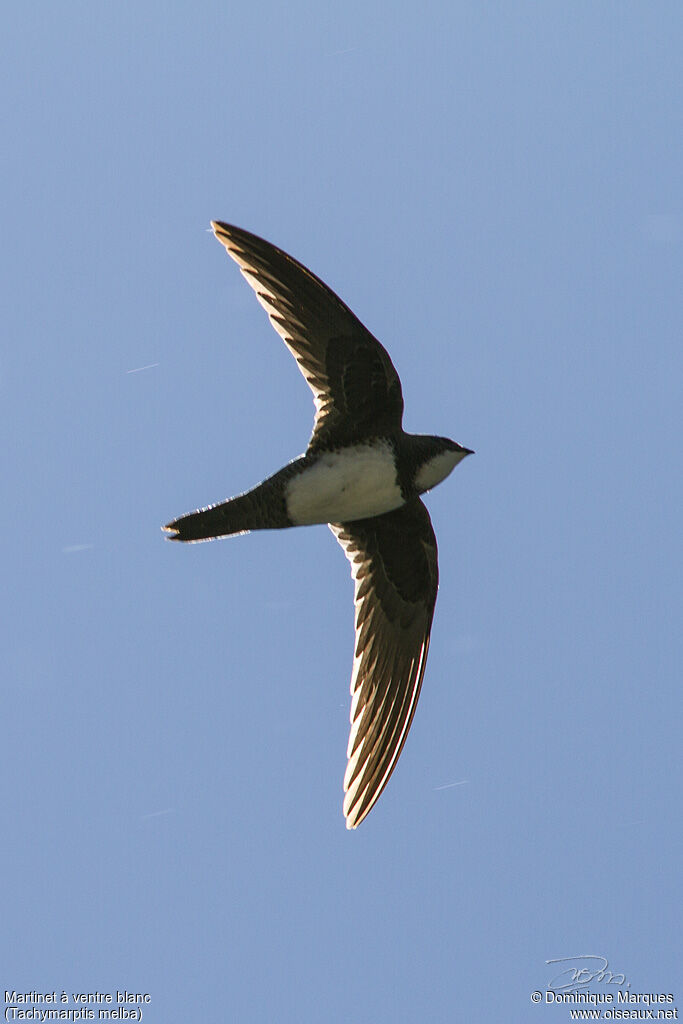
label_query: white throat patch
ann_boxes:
[414,449,466,494]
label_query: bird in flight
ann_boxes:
[164,222,473,828]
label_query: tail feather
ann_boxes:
[163,495,256,542]
[163,463,300,542]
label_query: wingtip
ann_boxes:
[344,806,361,830]
[344,792,359,830]
[343,793,367,830]
[211,221,243,256]
[211,219,230,240]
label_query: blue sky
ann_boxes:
[3,3,681,1022]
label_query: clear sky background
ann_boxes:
[3,3,681,1022]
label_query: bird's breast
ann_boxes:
[285,442,404,525]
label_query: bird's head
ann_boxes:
[413,436,474,494]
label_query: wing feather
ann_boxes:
[211,222,404,450]
[330,498,439,828]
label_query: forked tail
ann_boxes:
[163,461,302,542]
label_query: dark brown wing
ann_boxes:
[211,222,404,451]
[330,498,439,828]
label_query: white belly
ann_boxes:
[285,443,404,525]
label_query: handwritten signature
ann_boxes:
[546,955,629,992]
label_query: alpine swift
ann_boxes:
[164,222,473,828]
